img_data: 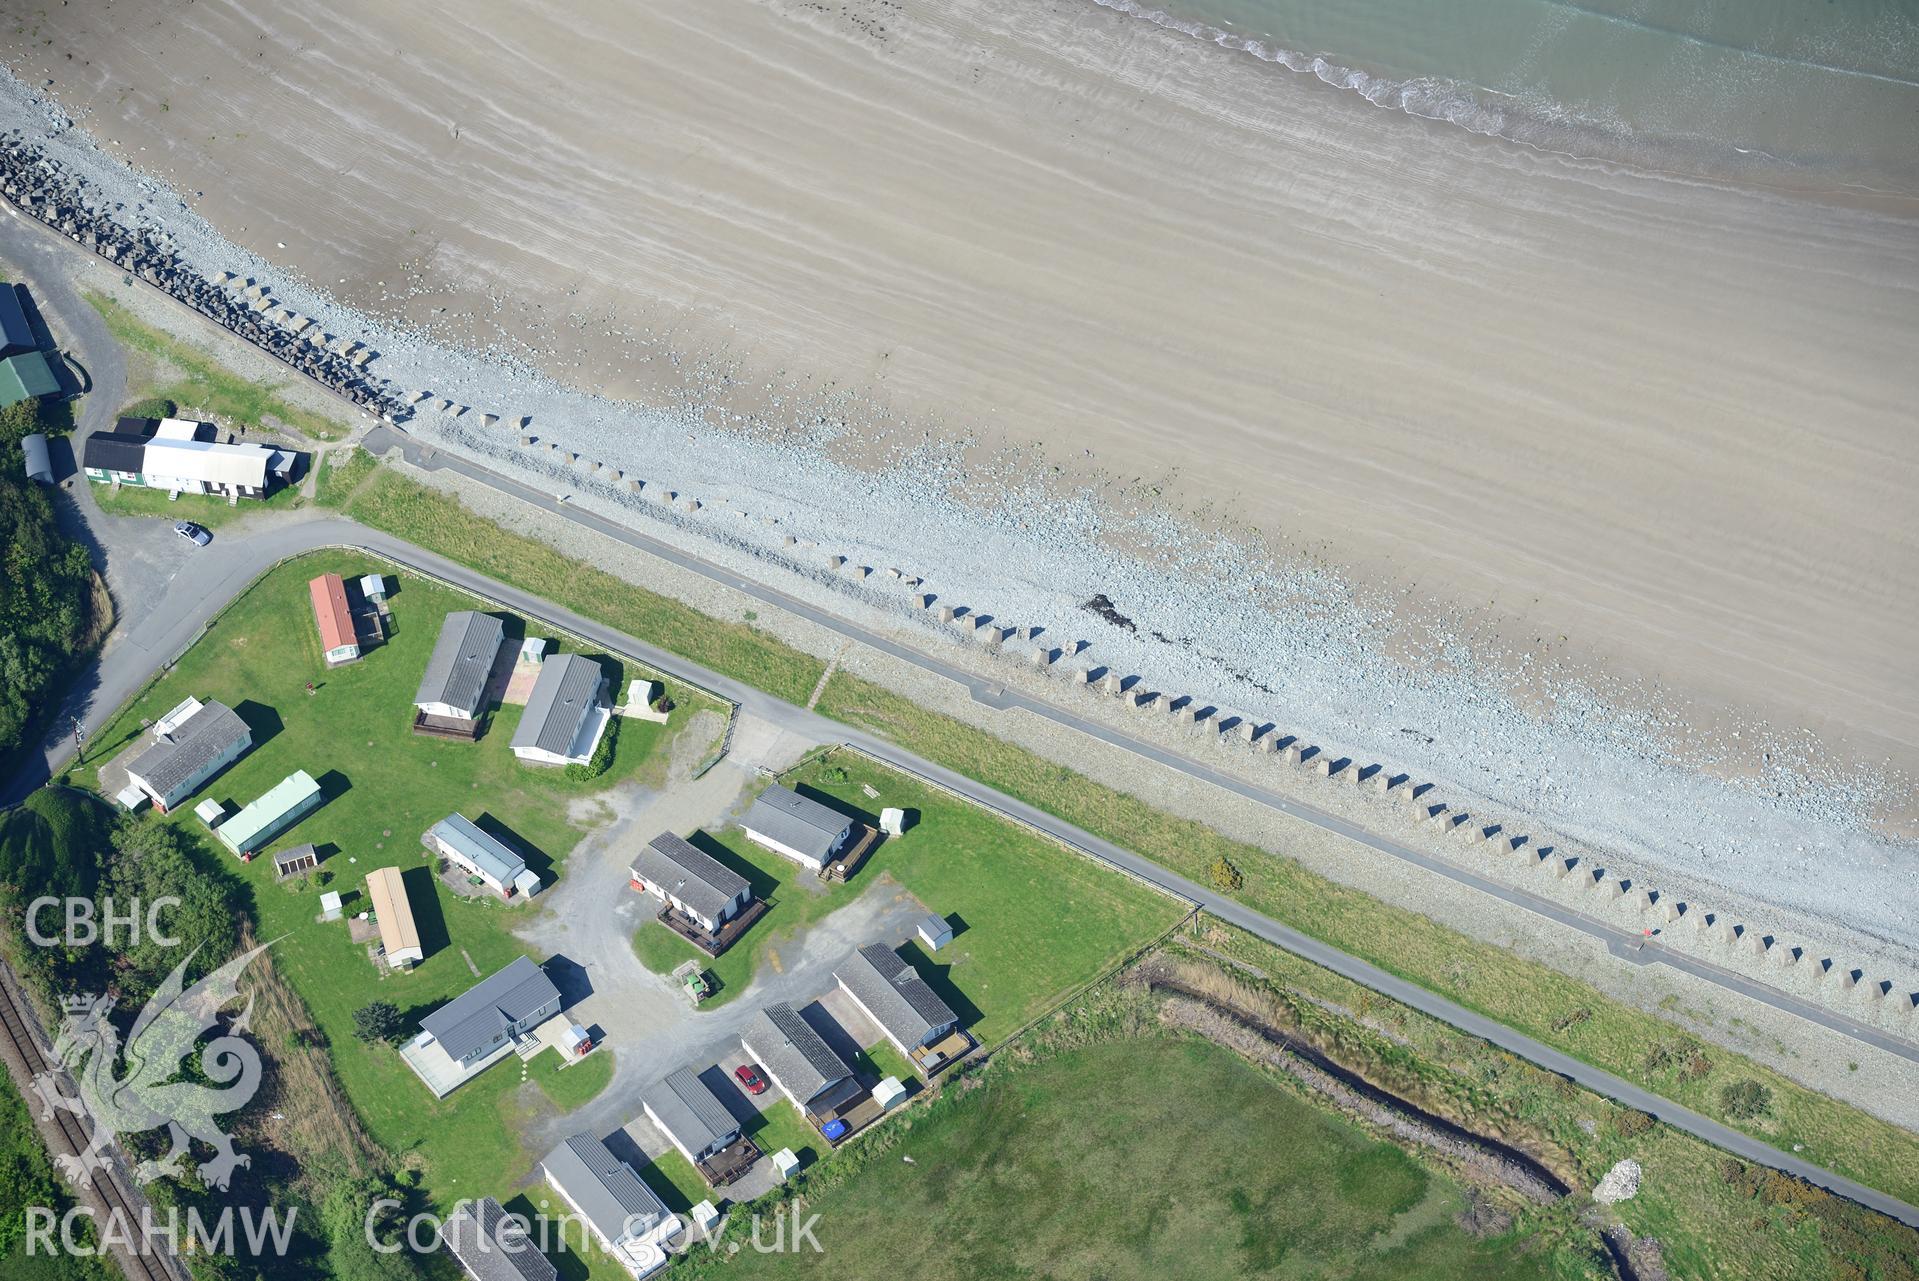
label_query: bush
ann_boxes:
[564,712,619,781]
[121,396,178,421]
[1720,1079,1773,1120]
[1613,1108,1656,1138]
[352,1001,405,1045]
[1209,854,1243,893]
[0,398,48,448]
[1551,1007,1591,1032]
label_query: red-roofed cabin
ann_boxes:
[309,573,362,666]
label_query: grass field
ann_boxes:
[679,1037,1564,1281]
[327,454,827,705]
[1185,921,1919,1281]
[67,551,704,1246]
[90,477,308,527]
[632,751,1190,1043]
[813,671,1919,1206]
[533,1048,615,1112]
[86,292,350,441]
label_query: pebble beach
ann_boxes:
[1,0,1914,968]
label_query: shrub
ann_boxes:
[564,713,619,781]
[0,397,47,447]
[1759,1170,1822,1211]
[122,397,178,420]
[1720,1079,1773,1120]
[1209,854,1244,893]
[1551,1007,1591,1032]
[352,1001,405,1045]
[1613,1108,1656,1138]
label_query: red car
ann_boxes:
[734,1063,769,1096]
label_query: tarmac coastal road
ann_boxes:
[15,514,1919,1230]
[359,427,1919,1073]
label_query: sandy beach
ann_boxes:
[3,0,1916,944]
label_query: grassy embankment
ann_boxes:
[319,448,1919,1208]
[86,292,350,441]
[813,671,1919,1207]
[312,446,1919,1273]
[332,459,824,706]
[66,553,712,1280]
[1175,919,1919,1281]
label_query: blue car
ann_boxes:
[820,1119,849,1142]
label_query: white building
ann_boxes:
[739,784,855,873]
[539,1133,679,1279]
[425,813,542,899]
[122,697,253,812]
[627,832,750,934]
[510,653,611,766]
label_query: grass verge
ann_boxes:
[86,292,350,441]
[328,455,826,705]
[91,476,307,527]
[812,670,1919,1205]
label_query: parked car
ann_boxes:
[174,521,212,547]
[820,1118,849,1142]
[734,1063,768,1096]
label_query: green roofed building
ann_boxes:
[0,350,59,408]
[217,770,323,856]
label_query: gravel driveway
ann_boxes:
[514,756,927,1159]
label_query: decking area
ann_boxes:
[696,1135,763,1188]
[821,823,880,883]
[399,1031,518,1100]
[913,1028,977,1078]
[658,897,770,958]
[411,709,482,740]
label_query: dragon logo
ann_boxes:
[29,943,269,1192]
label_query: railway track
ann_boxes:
[0,962,184,1281]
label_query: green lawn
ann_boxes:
[86,292,351,441]
[814,671,1919,1205]
[68,551,705,1229]
[328,455,827,705]
[90,477,308,527]
[632,1148,709,1215]
[533,1048,615,1112]
[740,1100,826,1176]
[850,1039,916,1088]
[632,750,1188,1043]
[680,1038,1564,1281]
